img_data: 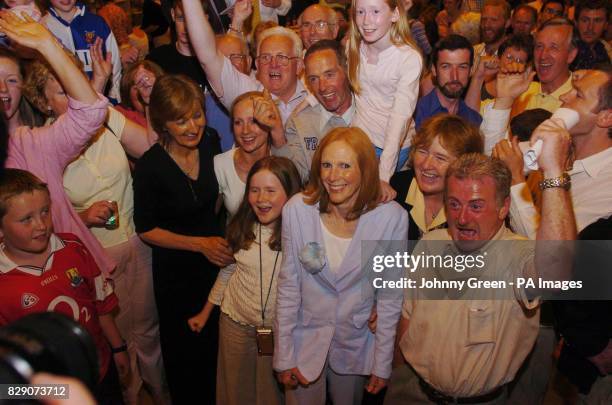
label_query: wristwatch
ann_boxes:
[539,173,571,190]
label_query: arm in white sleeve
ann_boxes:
[509,180,540,240]
[480,102,511,156]
[105,32,122,102]
[208,263,237,305]
[277,0,291,16]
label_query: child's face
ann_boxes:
[354,0,399,46]
[49,0,77,15]
[248,169,288,227]
[0,190,53,259]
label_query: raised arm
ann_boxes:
[181,0,225,95]
[0,12,98,105]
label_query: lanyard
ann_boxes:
[259,224,280,327]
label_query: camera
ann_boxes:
[0,312,99,403]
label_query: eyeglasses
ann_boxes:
[543,7,564,16]
[229,53,247,63]
[503,53,526,64]
[300,20,333,32]
[256,54,298,66]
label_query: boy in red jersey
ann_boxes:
[0,169,128,405]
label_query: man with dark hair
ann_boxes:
[511,4,538,36]
[510,108,552,142]
[571,0,611,70]
[414,35,482,129]
[273,39,353,182]
[539,0,565,24]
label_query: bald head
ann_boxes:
[216,34,251,75]
[298,4,339,50]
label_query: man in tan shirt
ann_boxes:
[386,125,577,403]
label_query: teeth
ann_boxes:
[422,172,437,178]
[321,93,335,99]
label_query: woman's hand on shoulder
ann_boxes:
[195,236,235,267]
[379,180,397,204]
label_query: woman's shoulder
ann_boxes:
[213,147,235,167]
[285,192,317,214]
[135,143,165,170]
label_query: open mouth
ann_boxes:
[458,228,477,238]
[269,72,281,81]
[0,96,10,112]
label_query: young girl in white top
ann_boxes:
[188,156,301,405]
[348,0,423,201]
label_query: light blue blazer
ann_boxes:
[273,193,408,381]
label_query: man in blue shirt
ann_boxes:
[415,35,483,129]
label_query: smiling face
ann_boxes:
[354,0,399,48]
[446,175,509,252]
[256,35,301,101]
[0,190,53,261]
[320,140,362,212]
[300,5,338,49]
[577,8,608,45]
[534,24,577,91]
[43,75,68,117]
[480,4,508,45]
[413,136,458,196]
[248,169,288,227]
[232,97,270,154]
[0,56,23,122]
[305,49,352,115]
[433,48,471,99]
[164,103,206,149]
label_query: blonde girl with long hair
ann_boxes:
[348,0,423,202]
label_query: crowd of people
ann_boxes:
[0,0,610,404]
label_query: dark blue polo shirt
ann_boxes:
[414,89,483,129]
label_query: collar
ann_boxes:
[405,178,446,233]
[424,89,469,115]
[316,94,356,132]
[0,234,65,275]
[569,147,612,179]
[536,74,573,98]
[285,79,308,105]
[48,3,86,25]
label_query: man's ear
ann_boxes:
[595,109,612,130]
[498,196,511,221]
[567,45,578,65]
[296,57,304,76]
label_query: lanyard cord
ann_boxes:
[259,224,280,327]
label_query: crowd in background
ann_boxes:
[0,0,610,404]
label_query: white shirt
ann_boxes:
[320,218,352,274]
[351,43,422,181]
[213,148,246,219]
[510,147,612,239]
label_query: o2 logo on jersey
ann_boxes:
[21,293,39,309]
[65,267,83,288]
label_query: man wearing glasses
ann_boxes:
[298,4,339,51]
[181,0,308,147]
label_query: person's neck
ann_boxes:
[7,111,22,135]
[175,40,193,57]
[423,193,444,215]
[274,81,298,104]
[54,7,77,23]
[327,202,354,224]
[573,129,612,161]
[435,88,461,114]
[332,92,353,116]
[3,244,51,269]
[365,31,394,57]
[541,70,570,94]
[484,37,504,55]
[166,140,197,159]
[238,143,270,165]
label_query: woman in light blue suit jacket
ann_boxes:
[274,127,409,405]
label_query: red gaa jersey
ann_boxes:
[0,233,118,380]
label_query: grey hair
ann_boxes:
[257,26,303,58]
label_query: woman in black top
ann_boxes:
[390,114,483,241]
[133,75,233,405]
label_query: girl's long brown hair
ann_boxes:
[226,156,302,253]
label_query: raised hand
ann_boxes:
[134,65,156,105]
[495,66,535,105]
[492,137,525,185]
[253,89,281,130]
[91,37,113,93]
[0,11,55,50]
[232,0,253,27]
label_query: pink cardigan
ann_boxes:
[6,95,116,275]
